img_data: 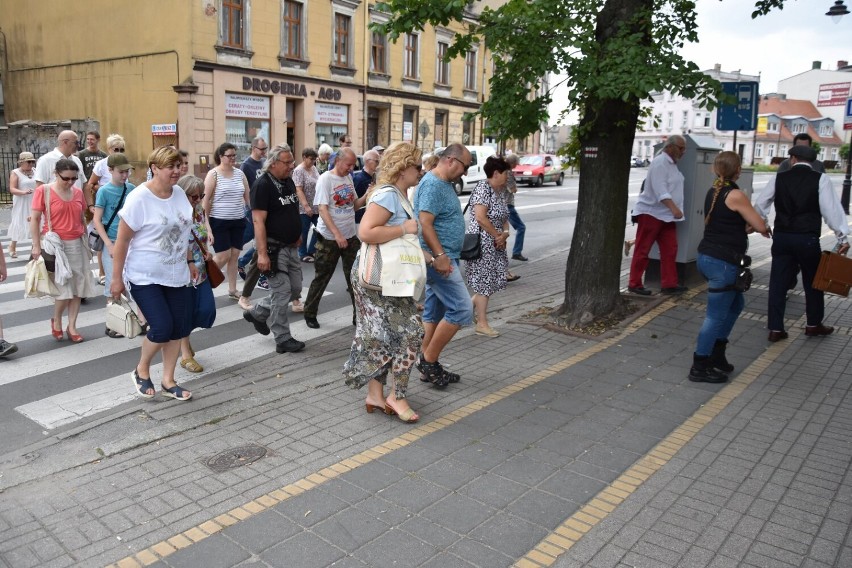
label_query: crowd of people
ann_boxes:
[5,130,847,418]
[2,133,530,422]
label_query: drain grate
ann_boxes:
[205,444,268,473]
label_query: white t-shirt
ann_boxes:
[34,148,85,189]
[119,184,194,287]
[91,157,111,188]
[314,171,357,239]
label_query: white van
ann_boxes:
[427,145,497,195]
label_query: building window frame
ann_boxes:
[329,0,358,77]
[755,143,763,158]
[370,30,387,74]
[436,41,450,86]
[464,49,477,92]
[279,0,309,69]
[216,0,253,57]
[404,33,420,81]
[768,143,776,158]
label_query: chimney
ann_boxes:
[838,60,849,69]
[812,61,822,70]
[714,63,721,72]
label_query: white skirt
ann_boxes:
[7,193,33,242]
[50,237,98,300]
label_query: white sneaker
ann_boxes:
[291,299,304,313]
[238,296,253,310]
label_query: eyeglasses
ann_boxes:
[112,147,125,153]
[57,173,77,182]
[450,156,471,171]
[277,159,296,166]
[253,146,268,152]
[223,153,237,159]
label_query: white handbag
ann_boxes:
[106,295,144,339]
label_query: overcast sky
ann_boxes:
[549,0,852,124]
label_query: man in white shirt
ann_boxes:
[302,148,367,328]
[628,135,687,295]
[755,144,849,342]
[35,130,88,206]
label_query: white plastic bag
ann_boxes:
[24,257,59,298]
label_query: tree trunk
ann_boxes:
[554,0,648,326]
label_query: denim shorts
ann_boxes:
[129,282,193,343]
[422,261,473,326]
[209,216,247,253]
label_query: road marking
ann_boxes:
[15,303,354,429]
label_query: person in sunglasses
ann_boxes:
[30,159,98,343]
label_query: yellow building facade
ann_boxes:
[2,0,499,170]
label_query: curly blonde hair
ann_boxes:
[376,142,422,188]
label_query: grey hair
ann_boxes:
[663,134,685,149]
[505,153,519,167]
[252,136,266,148]
[177,175,204,195]
[260,144,293,174]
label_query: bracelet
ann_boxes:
[186,258,193,264]
[433,252,446,259]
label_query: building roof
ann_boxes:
[755,96,843,146]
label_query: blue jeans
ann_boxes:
[695,253,744,356]
[422,260,474,327]
[298,213,319,258]
[239,246,255,269]
[507,205,525,257]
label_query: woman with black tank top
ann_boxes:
[690,151,771,383]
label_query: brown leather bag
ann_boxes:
[192,233,225,288]
[812,251,852,297]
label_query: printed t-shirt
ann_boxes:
[119,184,194,287]
[251,173,301,244]
[77,149,107,179]
[314,171,357,240]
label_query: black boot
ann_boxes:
[709,339,734,374]
[689,354,728,383]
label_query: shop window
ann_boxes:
[371,31,387,74]
[464,50,477,91]
[436,42,450,85]
[404,34,419,80]
[402,107,418,143]
[314,103,349,150]
[282,1,304,59]
[225,93,271,164]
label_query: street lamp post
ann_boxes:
[842,133,852,214]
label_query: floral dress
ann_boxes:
[343,189,424,400]
[464,180,509,297]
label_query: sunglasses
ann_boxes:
[253,146,268,152]
[190,193,205,200]
[57,173,77,182]
[112,148,125,153]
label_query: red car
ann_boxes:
[512,154,564,186]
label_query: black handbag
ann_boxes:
[461,195,482,261]
[461,233,481,261]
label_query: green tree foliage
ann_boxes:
[374,0,783,325]
[840,143,850,161]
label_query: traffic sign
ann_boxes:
[716,81,760,131]
[844,97,852,130]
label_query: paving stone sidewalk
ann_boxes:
[2,232,852,568]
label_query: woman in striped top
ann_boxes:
[202,142,251,299]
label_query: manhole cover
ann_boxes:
[205,444,268,473]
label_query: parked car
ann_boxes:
[426,145,497,195]
[630,156,647,168]
[512,154,564,187]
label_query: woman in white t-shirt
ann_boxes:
[202,142,251,300]
[110,147,198,402]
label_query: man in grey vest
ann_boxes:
[756,145,849,342]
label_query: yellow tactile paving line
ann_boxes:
[107,296,680,567]
[513,318,801,568]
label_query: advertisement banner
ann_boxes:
[817,83,851,107]
[314,103,348,125]
[402,122,413,142]
[757,116,768,135]
[225,93,270,119]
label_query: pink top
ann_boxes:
[32,184,86,240]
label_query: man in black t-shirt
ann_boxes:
[242,145,306,353]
